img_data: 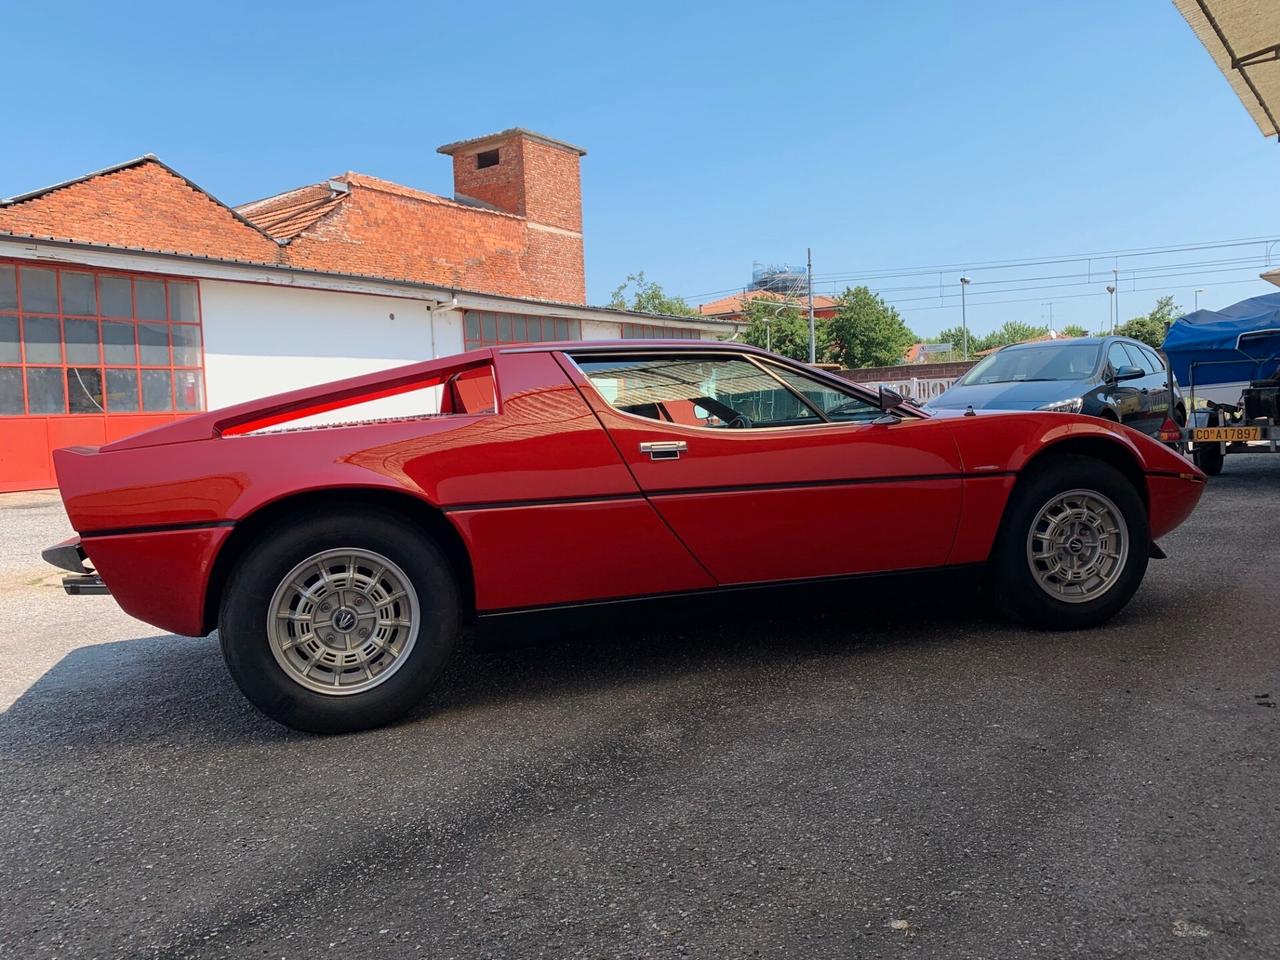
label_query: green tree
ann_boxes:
[984,320,1049,350]
[739,296,819,361]
[1116,295,1181,347]
[607,272,700,317]
[1060,323,1090,338]
[825,286,917,368]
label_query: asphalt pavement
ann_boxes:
[0,459,1277,959]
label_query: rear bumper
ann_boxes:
[74,524,232,637]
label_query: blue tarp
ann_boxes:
[1161,292,1280,390]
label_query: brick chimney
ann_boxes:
[437,128,587,302]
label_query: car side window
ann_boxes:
[573,354,875,429]
[1107,342,1132,374]
[759,360,880,422]
[1138,345,1166,376]
[1122,343,1158,375]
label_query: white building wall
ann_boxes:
[199,280,448,418]
[581,319,622,340]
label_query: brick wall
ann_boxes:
[1,131,588,305]
[0,163,281,263]
[837,359,977,383]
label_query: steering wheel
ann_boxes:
[726,413,753,430]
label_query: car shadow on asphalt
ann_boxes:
[1,568,1014,749]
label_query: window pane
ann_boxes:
[482,313,497,341]
[142,369,172,411]
[174,370,204,411]
[67,368,104,414]
[138,323,170,365]
[27,367,65,413]
[512,317,526,341]
[0,315,18,363]
[465,312,480,340]
[136,280,166,321]
[575,355,817,428]
[20,267,57,313]
[24,316,62,363]
[168,281,198,321]
[497,314,511,341]
[105,369,139,412]
[99,276,132,318]
[171,324,202,366]
[763,360,879,422]
[0,367,22,414]
[102,321,136,365]
[62,272,96,315]
[0,265,17,312]
[65,318,100,364]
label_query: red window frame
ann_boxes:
[463,310,581,350]
[0,259,208,417]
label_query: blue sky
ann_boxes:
[5,0,1278,338]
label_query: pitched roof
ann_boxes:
[237,182,348,241]
[698,290,839,317]
[0,157,281,263]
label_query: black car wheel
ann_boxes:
[219,509,460,733]
[991,455,1149,630]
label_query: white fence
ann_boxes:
[852,376,959,401]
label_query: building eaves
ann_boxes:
[0,230,741,330]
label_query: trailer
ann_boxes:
[1162,293,1280,475]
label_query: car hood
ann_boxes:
[928,380,1087,410]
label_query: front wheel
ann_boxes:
[990,455,1149,630]
[219,511,460,733]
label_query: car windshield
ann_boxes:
[960,343,1100,385]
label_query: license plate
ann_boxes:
[1192,426,1261,442]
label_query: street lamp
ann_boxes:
[959,276,971,359]
[1194,288,1204,311]
[1106,284,1117,334]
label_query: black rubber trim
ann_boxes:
[81,519,237,539]
[443,472,1008,513]
[478,562,988,617]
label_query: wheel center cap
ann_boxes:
[332,607,359,632]
[1066,537,1085,555]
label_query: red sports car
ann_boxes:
[43,341,1205,732]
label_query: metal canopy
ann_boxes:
[1174,0,1280,138]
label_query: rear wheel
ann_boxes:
[219,511,459,733]
[1192,410,1224,476]
[991,455,1149,630]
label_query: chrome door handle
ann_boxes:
[639,440,687,461]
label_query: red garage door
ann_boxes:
[0,260,206,493]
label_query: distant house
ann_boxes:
[697,290,840,324]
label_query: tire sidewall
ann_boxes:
[993,456,1150,630]
[219,510,459,733]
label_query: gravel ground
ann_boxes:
[0,460,1277,959]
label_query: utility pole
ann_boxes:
[806,248,816,364]
[959,276,971,359]
[1113,268,1120,332]
[1106,285,1116,333]
[1042,301,1056,333]
[1195,288,1204,311]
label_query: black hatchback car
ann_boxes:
[927,336,1185,436]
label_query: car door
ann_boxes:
[560,349,965,586]
[1136,343,1174,426]
[1105,341,1146,430]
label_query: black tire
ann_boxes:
[1193,444,1224,476]
[219,510,460,733]
[990,455,1150,630]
